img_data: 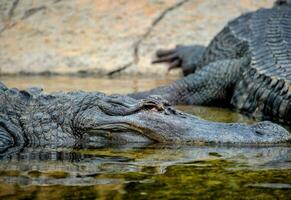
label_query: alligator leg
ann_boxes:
[130,58,247,105]
[152,44,205,76]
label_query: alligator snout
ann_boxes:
[250,121,291,143]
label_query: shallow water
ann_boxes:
[0,76,290,199]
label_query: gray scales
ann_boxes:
[130,1,291,125]
[0,81,290,157]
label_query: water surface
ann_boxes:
[0,76,290,199]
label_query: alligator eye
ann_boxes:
[143,104,159,112]
[151,107,159,112]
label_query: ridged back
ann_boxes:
[250,6,291,81]
[231,6,291,124]
[195,11,252,69]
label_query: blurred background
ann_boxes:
[0,0,273,77]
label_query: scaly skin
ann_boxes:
[0,81,290,157]
[130,1,291,125]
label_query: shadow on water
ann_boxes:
[0,76,290,199]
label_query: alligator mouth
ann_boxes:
[78,94,291,145]
[86,123,157,144]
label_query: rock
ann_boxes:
[0,0,273,77]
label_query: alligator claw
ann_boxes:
[152,47,182,71]
[152,44,205,75]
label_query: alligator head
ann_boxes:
[74,95,290,145]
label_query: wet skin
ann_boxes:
[0,81,290,157]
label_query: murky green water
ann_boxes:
[0,76,290,199]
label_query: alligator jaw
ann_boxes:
[86,123,154,144]
[81,109,291,145]
[72,94,290,145]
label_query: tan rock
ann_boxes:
[0,0,273,76]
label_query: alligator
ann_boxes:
[0,81,290,157]
[130,0,291,125]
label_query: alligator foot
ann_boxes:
[152,44,205,76]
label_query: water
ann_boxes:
[0,76,290,199]
[1,76,175,94]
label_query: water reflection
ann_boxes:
[0,146,290,199]
[0,145,290,186]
